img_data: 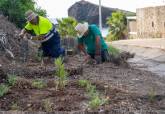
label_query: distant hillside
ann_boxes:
[68,0,135,27]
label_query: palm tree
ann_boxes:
[57,17,78,53]
[106,11,127,41]
[57,17,78,39]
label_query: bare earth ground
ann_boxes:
[0,55,165,113]
[1,15,165,113]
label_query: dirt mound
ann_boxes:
[0,15,20,58]
[0,15,37,66]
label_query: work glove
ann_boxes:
[95,55,102,64]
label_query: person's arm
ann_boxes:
[78,43,91,62]
[95,36,101,56]
[31,35,45,41]
[78,44,87,55]
[19,29,27,37]
[95,36,102,63]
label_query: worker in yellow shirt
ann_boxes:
[19,10,65,59]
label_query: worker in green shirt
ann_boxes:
[19,10,65,59]
[75,22,110,64]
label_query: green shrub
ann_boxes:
[43,99,53,112]
[106,11,128,41]
[0,84,9,97]
[0,0,46,28]
[148,88,156,102]
[78,80,109,110]
[11,102,20,110]
[78,80,89,87]
[108,45,120,57]
[7,74,17,86]
[89,96,102,109]
[32,80,46,89]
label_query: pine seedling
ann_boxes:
[54,57,68,90]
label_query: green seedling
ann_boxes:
[89,96,109,110]
[88,85,98,98]
[78,80,89,87]
[36,49,43,62]
[89,96,102,109]
[7,74,17,86]
[86,82,92,92]
[43,99,53,112]
[148,87,156,102]
[108,45,120,57]
[11,102,20,110]
[32,80,46,89]
[54,57,68,90]
[0,84,9,97]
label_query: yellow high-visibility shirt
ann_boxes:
[25,16,53,35]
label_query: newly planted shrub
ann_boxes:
[36,49,43,62]
[148,87,156,102]
[32,80,46,89]
[87,85,98,98]
[0,84,9,97]
[89,96,109,110]
[78,80,89,87]
[43,99,53,112]
[108,45,120,57]
[11,102,20,110]
[54,57,68,90]
[78,79,109,110]
[89,96,102,109]
[7,74,17,86]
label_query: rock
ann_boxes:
[68,0,135,27]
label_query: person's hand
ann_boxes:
[84,54,91,62]
[18,33,26,41]
[19,33,24,38]
[95,55,102,64]
[31,36,44,41]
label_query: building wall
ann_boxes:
[137,6,165,38]
[128,20,137,32]
[127,20,137,38]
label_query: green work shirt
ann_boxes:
[78,24,108,54]
[25,16,53,35]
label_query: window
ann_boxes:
[152,22,154,27]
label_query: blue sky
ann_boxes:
[36,0,165,18]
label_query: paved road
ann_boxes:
[111,38,165,50]
[107,38,165,76]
